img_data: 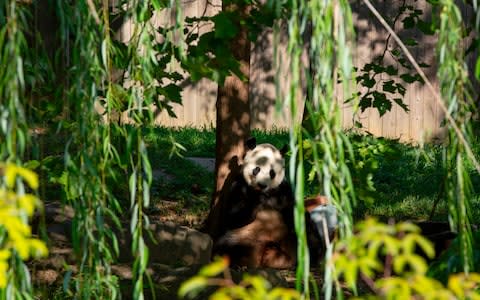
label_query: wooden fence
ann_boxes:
[42,0,478,142]
[142,0,475,142]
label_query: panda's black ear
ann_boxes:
[245,137,257,150]
[280,144,289,156]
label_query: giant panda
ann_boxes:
[212,137,322,269]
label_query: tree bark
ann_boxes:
[203,1,251,238]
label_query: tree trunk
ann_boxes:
[203,2,251,239]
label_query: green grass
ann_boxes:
[145,126,217,157]
[144,126,289,157]
[358,139,480,223]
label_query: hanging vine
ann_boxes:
[0,0,28,162]
[437,0,476,274]
[284,0,356,297]
[61,1,121,298]
[120,1,185,298]
[0,1,48,298]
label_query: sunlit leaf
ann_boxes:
[243,275,270,298]
[178,276,208,299]
[129,171,137,208]
[476,58,480,80]
[199,256,228,277]
[344,260,358,289]
[393,255,407,274]
[411,234,435,259]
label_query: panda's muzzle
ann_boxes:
[257,183,267,190]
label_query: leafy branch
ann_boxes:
[352,0,434,117]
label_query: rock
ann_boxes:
[118,221,213,267]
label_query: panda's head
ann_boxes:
[242,137,287,192]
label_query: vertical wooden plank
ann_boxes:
[250,27,273,129]
[250,20,297,130]
[350,1,373,134]
[393,0,411,141]
[396,97,410,141]
[198,0,220,128]
[182,0,199,127]
[408,9,421,143]
[422,82,437,142]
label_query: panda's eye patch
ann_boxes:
[253,167,261,176]
[255,157,268,165]
[269,169,276,179]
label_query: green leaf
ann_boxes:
[393,255,407,274]
[131,204,139,236]
[101,39,108,69]
[159,84,182,104]
[385,65,398,76]
[178,276,208,299]
[344,260,358,289]
[408,254,428,274]
[391,49,401,57]
[361,76,376,88]
[371,63,384,73]
[133,278,144,300]
[404,38,418,46]
[269,288,301,300]
[383,80,397,93]
[400,73,419,83]
[418,62,430,68]
[129,171,137,208]
[475,58,480,80]
[393,97,409,111]
[395,222,419,233]
[396,83,406,96]
[359,256,382,278]
[242,275,269,297]
[212,13,238,39]
[413,235,435,259]
[151,0,169,10]
[143,177,150,208]
[398,58,411,69]
[417,20,436,35]
[372,92,392,116]
[140,238,149,271]
[199,257,228,277]
[359,96,372,112]
[402,16,415,29]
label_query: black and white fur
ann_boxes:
[213,138,321,269]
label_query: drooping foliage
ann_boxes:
[436,0,478,274]
[1,0,480,299]
[0,2,48,298]
[282,0,357,297]
[56,1,186,298]
[59,1,120,297]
